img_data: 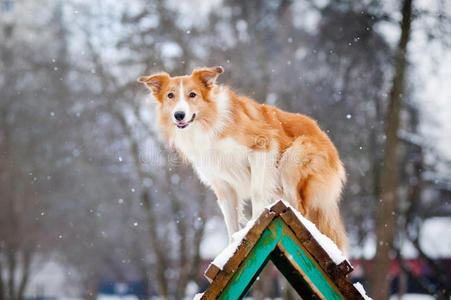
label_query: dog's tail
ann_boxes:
[303,164,349,254]
[305,203,349,255]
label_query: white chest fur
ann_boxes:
[174,126,252,200]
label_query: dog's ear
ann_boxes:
[192,66,224,88]
[137,73,170,95]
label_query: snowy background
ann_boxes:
[0,0,450,299]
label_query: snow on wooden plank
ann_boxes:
[204,208,276,281]
[278,200,347,265]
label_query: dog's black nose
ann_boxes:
[174,111,185,121]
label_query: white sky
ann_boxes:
[404,0,451,164]
[414,45,451,161]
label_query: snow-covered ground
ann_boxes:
[97,295,139,300]
[389,294,435,300]
[26,259,77,298]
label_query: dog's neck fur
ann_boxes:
[208,86,233,136]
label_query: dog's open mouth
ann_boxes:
[176,113,196,129]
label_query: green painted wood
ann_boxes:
[218,219,282,300]
[218,218,345,300]
[280,229,344,300]
[270,247,321,299]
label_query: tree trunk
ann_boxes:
[7,249,17,300]
[17,249,33,300]
[141,191,169,298]
[371,0,414,299]
[398,266,407,299]
[188,192,207,283]
[0,260,4,300]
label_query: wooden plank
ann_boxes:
[278,222,344,300]
[202,209,276,297]
[217,219,282,299]
[337,260,354,276]
[204,264,220,283]
[269,200,288,214]
[202,271,230,299]
[242,209,277,244]
[270,246,323,299]
[279,208,364,299]
[332,276,367,300]
[280,208,344,278]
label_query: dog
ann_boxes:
[138,66,348,252]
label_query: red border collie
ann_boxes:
[138,66,348,252]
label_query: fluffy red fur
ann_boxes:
[138,66,348,252]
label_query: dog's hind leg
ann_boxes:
[279,137,314,213]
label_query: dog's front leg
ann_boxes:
[249,148,280,219]
[211,180,240,243]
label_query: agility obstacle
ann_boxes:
[195,200,371,300]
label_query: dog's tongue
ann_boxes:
[177,122,188,128]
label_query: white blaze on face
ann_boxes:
[172,79,191,123]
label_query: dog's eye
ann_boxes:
[189,92,196,98]
[168,92,174,99]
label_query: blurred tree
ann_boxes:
[59,1,214,298]
[0,1,54,299]
[372,0,414,299]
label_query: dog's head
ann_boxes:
[138,66,224,131]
